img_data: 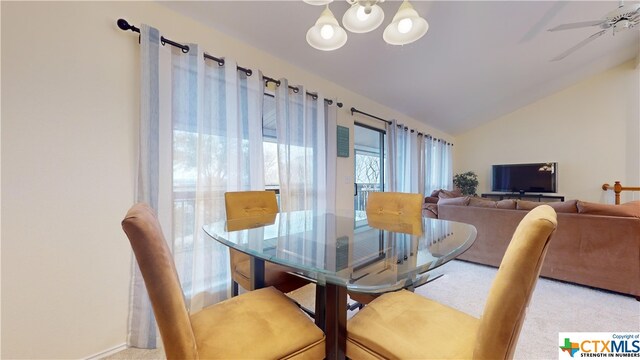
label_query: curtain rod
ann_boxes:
[117,19,342,108]
[350,106,453,145]
[351,107,426,136]
[351,107,391,125]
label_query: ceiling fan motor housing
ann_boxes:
[613,19,632,33]
[603,3,640,31]
[548,2,640,60]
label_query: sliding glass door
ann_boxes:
[354,123,385,219]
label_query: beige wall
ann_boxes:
[454,61,640,203]
[2,2,138,359]
[1,1,451,358]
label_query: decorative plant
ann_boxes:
[453,171,479,196]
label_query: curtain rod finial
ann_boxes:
[117,19,131,31]
[117,18,140,33]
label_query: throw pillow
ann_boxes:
[577,200,640,218]
[468,197,497,208]
[623,201,640,217]
[496,199,517,209]
[625,200,640,208]
[438,196,470,206]
[516,200,540,210]
[496,199,516,210]
[548,200,578,213]
[517,199,579,213]
[438,189,463,199]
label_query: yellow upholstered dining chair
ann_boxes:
[347,205,557,360]
[365,191,424,218]
[349,191,425,305]
[122,203,325,360]
[224,191,309,296]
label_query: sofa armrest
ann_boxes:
[422,203,438,218]
[424,196,439,204]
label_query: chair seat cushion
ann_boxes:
[191,287,325,359]
[347,290,479,359]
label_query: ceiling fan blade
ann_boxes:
[550,30,607,61]
[548,20,607,31]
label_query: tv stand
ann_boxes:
[481,193,565,202]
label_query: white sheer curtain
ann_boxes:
[423,136,453,194]
[275,79,337,212]
[386,120,452,196]
[129,24,264,349]
[386,120,424,194]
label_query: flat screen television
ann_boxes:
[492,162,557,193]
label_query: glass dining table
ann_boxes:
[203,210,477,360]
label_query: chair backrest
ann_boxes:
[367,213,423,235]
[225,191,279,220]
[366,192,423,217]
[474,205,557,360]
[122,203,198,360]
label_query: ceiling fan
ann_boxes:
[548,1,640,61]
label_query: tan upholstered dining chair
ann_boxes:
[365,191,424,218]
[122,203,325,359]
[346,205,557,359]
[224,191,309,296]
[349,191,425,305]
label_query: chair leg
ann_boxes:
[232,281,239,297]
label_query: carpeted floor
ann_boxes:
[105,260,639,360]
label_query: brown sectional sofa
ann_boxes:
[425,197,640,298]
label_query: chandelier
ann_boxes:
[304,0,428,51]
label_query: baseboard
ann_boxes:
[85,343,127,360]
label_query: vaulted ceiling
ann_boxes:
[161,1,639,135]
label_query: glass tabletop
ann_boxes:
[203,211,477,293]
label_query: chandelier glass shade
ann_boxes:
[304,0,428,50]
[342,2,385,33]
[306,7,349,51]
[383,1,428,45]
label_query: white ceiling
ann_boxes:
[160,1,639,135]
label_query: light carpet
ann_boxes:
[105,260,639,360]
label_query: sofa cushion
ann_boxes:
[496,199,517,209]
[468,197,497,208]
[550,200,578,213]
[627,200,640,208]
[438,189,463,199]
[516,200,541,211]
[438,196,470,206]
[516,200,578,213]
[577,200,640,218]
